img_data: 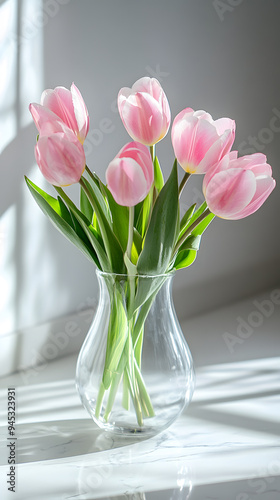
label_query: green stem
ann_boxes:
[126,206,134,261]
[179,172,191,197]
[96,273,162,425]
[122,371,130,411]
[103,355,125,421]
[134,361,155,417]
[126,332,143,426]
[85,165,96,182]
[95,382,106,418]
[132,277,167,347]
[173,208,212,255]
[134,326,144,369]
[125,366,143,426]
[150,145,155,162]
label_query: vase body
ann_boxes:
[76,271,195,438]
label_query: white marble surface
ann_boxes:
[0,288,280,499]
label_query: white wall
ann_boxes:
[0,0,279,335]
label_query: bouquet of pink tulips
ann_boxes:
[26,78,276,425]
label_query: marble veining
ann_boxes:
[0,290,280,499]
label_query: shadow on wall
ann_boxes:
[0,0,97,339]
[173,259,280,321]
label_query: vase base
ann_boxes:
[92,418,174,439]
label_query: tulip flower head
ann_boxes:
[35,128,86,187]
[172,108,235,174]
[203,152,276,220]
[30,83,89,144]
[118,77,171,146]
[106,142,154,206]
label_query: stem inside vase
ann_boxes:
[95,274,167,425]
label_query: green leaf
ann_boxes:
[58,195,102,255]
[54,185,111,272]
[174,249,197,270]
[153,156,164,192]
[85,170,112,225]
[188,201,207,227]
[79,177,125,273]
[192,212,215,237]
[173,212,215,271]
[103,185,129,252]
[57,196,75,229]
[80,184,93,222]
[25,177,100,267]
[92,211,100,234]
[133,228,143,254]
[179,203,196,239]
[135,189,153,238]
[137,159,179,275]
[134,199,143,230]
[133,274,167,314]
[179,234,201,252]
[124,252,137,276]
[130,228,143,266]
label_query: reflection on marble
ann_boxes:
[103,476,280,500]
[0,352,279,499]
[1,285,280,500]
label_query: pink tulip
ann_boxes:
[106,142,154,206]
[118,77,171,146]
[203,152,276,219]
[171,108,235,174]
[35,129,86,186]
[30,83,89,144]
[30,104,72,136]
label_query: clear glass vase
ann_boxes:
[76,270,195,438]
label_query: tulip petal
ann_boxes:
[106,157,148,207]
[131,78,171,132]
[205,168,256,218]
[203,154,230,192]
[117,141,154,186]
[172,108,235,174]
[193,110,213,122]
[172,108,194,129]
[29,103,67,135]
[230,154,272,176]
[231,175,276,219]
[172,115,219,172]
[118,87,132,111]
[41,86,78,135]
[229,150,238,160]
[214,117,236,136]
[35,133,85,186]
[132,77,162,101]
[118,77,170,145]
[197,129,235,174]
[121,92,164,145]
[71,82,89,143]
[189,119,221,170]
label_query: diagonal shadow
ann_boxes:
[187,406,280,438]
[0,418,149,465]
[191,388,280,408]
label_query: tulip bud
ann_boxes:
[118,77,171,146]
[203,152,276,219]
[106,142,154,206]
[35,129,86,186]
[171,108,235,174]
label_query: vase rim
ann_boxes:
[96,269,176,279]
